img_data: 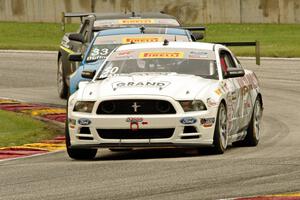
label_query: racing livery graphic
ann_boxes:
[66,41,263,160]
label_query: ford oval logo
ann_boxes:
[180,117,197,124]
[78,118,91,126]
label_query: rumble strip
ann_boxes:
[0,98,66,160]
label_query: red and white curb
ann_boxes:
[223,192,300,200]
[0,98,66,160]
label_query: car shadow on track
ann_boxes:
[92,147,231,161]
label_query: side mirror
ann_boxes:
[68,53,83,62]
[224,68,245,79]
[81,70,96,79]
[192,32,204,41]
[68,33,84,43]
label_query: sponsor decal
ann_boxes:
[220,81,229,92]
[112,81,170,89]
[119,19,155,24]
[122,37,162,44]
[126,117,144,123]
[157,19,179,26]
[78,118,91,126]
[188,51,208,59]
[200,118,215,127]
[139,52,184,59]
[206,98,218,107]
[180,117,197,125]
[126,117,148,131]
[117,50,134,56]
[214,88,222,96]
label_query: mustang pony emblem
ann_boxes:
[132,102,141,113]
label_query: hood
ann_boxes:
[79,73,216,100]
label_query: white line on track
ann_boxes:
[0,150,65,163]
[0,50,56,54]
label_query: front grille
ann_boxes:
[97,100,176,115]
[97,128,174,139]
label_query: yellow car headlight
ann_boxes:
[179,100,207,112]
[73,101,95,113]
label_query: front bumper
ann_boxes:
[68,113,217,149]
[68,96,218,149]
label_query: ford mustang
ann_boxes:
[66,41,263,160]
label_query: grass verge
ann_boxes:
[0,110,63,148]
[202,24,300,57]
[0,22,78,51]
[0,22,299,57]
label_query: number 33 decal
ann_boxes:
[99,48,109,56]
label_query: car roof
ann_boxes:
[115,42,217,51]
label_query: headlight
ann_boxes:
[179,100,207,112]
[73,101,95,113]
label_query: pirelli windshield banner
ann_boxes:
[94,35,189,45]
[109,49,216,61]
[122,37,162,44]
[94,18,180,27]
[139,52,184,59]
[119,19,155,24]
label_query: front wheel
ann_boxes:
[65,120,97,160]
[67,148,97,160]
[212,102,228,154]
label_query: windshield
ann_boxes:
[85,32,189,63]
[97,49,218,79]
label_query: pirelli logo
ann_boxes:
[119,19,154,24]
[139,52,184,59]
[122,37,162,44]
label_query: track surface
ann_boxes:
[0,52,300,200]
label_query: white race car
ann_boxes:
[66,41,263,160]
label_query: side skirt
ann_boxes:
[229,130,247,143]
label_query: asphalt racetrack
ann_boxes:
[0,52,299,200]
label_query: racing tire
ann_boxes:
[65,108,97,160]
[233,97,262,147]
[212,102,228,154]
[57,56,68,99]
